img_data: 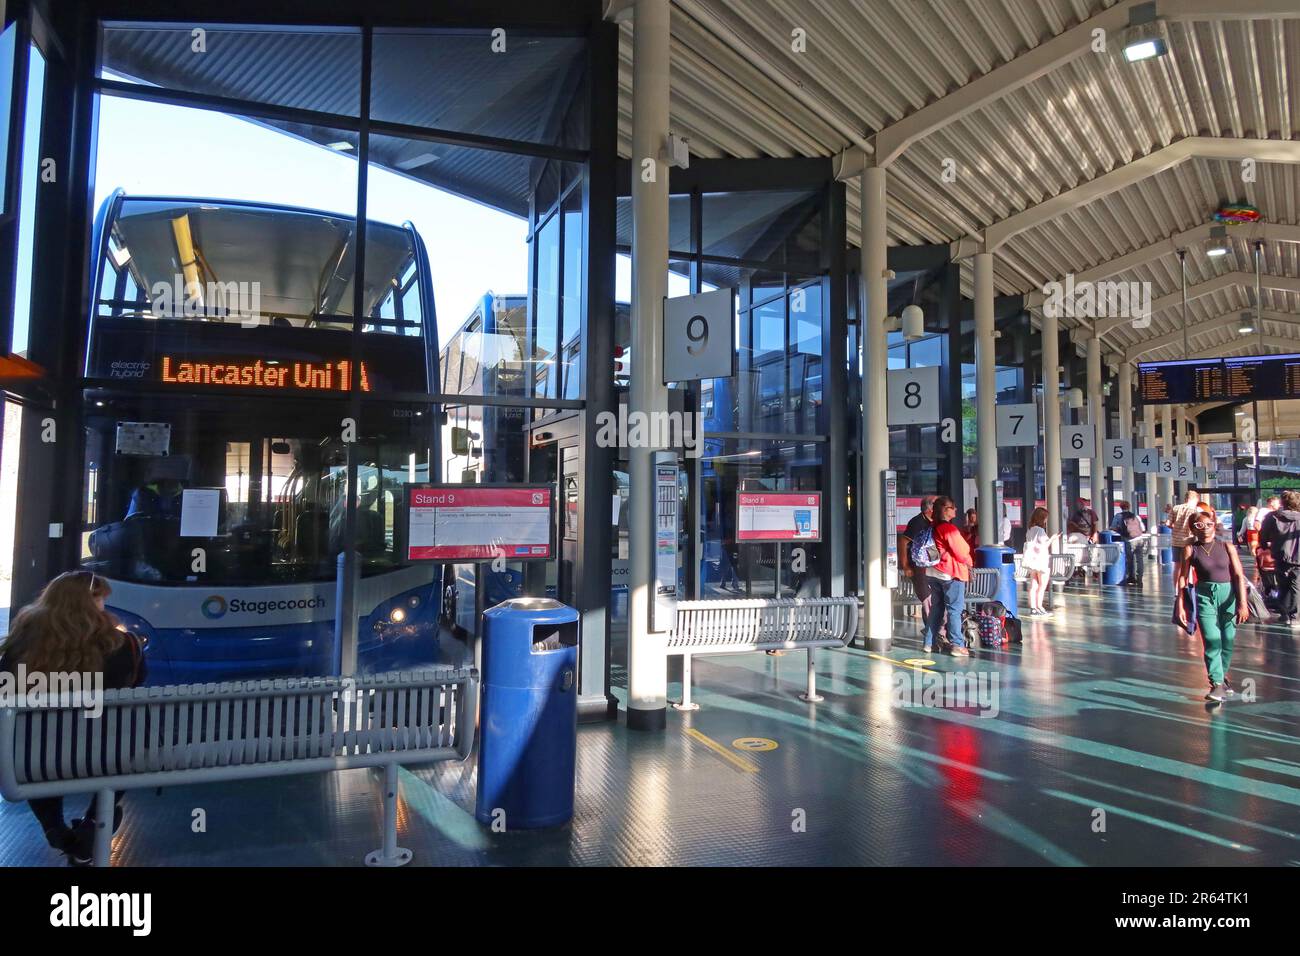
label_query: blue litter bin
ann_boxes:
[1159,524,1175,567]
[1100,530,1126,585]
[975,545,1018,618]
[476,597,579,830]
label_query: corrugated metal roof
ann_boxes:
[619,1,1300,357]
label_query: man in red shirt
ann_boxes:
[924,495,975,657]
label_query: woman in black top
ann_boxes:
[1175,512,1248,703]
[0,571,145,864]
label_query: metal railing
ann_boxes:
[0,667,477,867]
[667,597,857,710]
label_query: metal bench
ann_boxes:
[894,576,923,608]
[667,597,858,710]
[1049,553,1076,585]
[964,568,1000,608]
[893,576,926,621]
[0,667,476,867]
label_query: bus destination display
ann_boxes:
[1138,354,1300,404]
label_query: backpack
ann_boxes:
[1273,513,1300,565]
[976,601,1007,648]
[1004,614,1023,644]
[910,525,942,568]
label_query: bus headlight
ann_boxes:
[390,607,407,624]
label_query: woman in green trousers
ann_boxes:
[1175,510,1249,703]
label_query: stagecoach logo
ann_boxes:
[531,492,543,504]
[199,594,326,619]
[201,595,227,619]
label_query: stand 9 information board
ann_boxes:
[406,484,553,562]
[737,491,822,542]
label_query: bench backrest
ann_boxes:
[1049,553,1076,583]
[0,667,476,801]
[668,598,858,651]
[965,568,1000,603]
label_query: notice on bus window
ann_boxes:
[179,488,222,538]
[736,492,822,542]
[407,485,552,562]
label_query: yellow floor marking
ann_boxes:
[865,652,934,671]
[732,737,778,752]
[684,727,760,773]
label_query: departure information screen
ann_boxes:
[1138,354,1300,404]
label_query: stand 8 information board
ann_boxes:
[737,491,822,542]
[1139,353,1300,404]
[406,484,553,561]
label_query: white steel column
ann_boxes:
[626,0,669,731]
[1087,337,1105,516]
[1175,405,1188,497]
[1161,404,1174,510]
[1118,362,1134,508]
[974,252,998,546]
[1144,404,1159,525]
[1042,308,1062,539]
[860,166,892,651]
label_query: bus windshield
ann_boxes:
[94,196,423,335]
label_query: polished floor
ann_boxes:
[2,561,1298,866]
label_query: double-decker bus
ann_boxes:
[80,192,443,683]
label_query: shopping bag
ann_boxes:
[1245,581,1272,623]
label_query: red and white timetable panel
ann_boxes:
[737,492,822,542]
[408,486,551,561]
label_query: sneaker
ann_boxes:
[1222,680,1235,697]
[922,643,933,653]
[1205,684,1225,703]
[949,646,972,658]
